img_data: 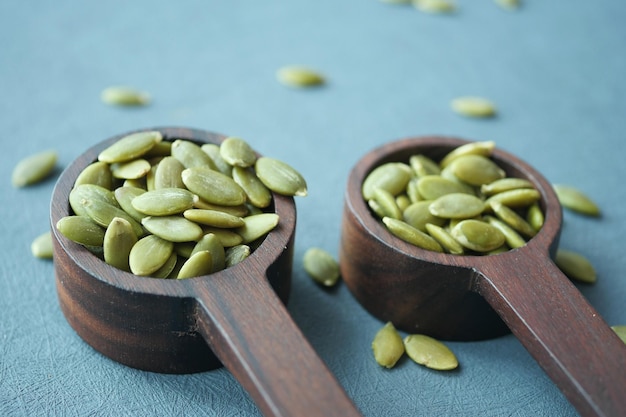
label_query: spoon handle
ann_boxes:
[190,272,362,417]
[476,252,626,417]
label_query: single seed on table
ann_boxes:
[554,249,596,284]
[171,139,218,170]
[451,219,505,252]
[448,155,505,186]
[129,235,174,276]
[553,184,601,217]
[485,188,540,208]
[182,166,247,206]
[177,250,213,279]
[429,193,485,219]
[70,184,119,217]
[12,150,57,187]
[74,161,113,189]
[254,157,308,197]
[31,231,53,259]
[141,216,204,243]
[403,334,458,371]
[382,217,444,253]
[612,326,626,344]
[440,140,495,168]
[480,178,534,196]
[490,200,536,238]
[110,158,151,180]
[276,66,325,87]
[225,244,251,267]
[425,223,464,255]
[361,162,413,200]
[114,186,147,222]
[100,86,150,106]
[103,217,137,272]
[219,137,257,168]
[417,175,473,200]
[131,188,198,216]
[98,130,162,164]
[56,215,106,247]
[80,198,144,237]
[201,143,233,176]
[303,247,340,287]
[526,203,544,231]
[410,154,441,177]
[413,0,456,14]
[372,322,405,369]
[235,213,280,244]
[154,156,186,189]
[450,96,496,118]
[183,209,245,228]
[191,233,225,272]
[373,188,403,220]
[403,201,446,232]
[231,166,272,208]
[484,215,526,249]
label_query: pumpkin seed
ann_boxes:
[113,186,148,222]
[101,86,150,106]
[103,217,137,272]
[395,194,411,212]
[220,137,256,168]
[362,162,413,200]
[31,231,53,259]
[98,131,162,163]
[489,200,536,238]
[203,227,244,247]
[276,66,325,87]
[129,235,174,276]
[440,141,495,168]
[236,213,280,244]
[480,178,534,196]
[182,166,247,206]
[382,217,444,252]
[177,250,213,279]
[131,188,198,216]
[171,139,218,170]
[201,143,233,176]
[424,223,464,255]
[526,203,544,231]
[80,198,145,237]
[183,209,245,228]
[123,177,147,190]
[110,158,151,180]
[403,201,446,232]
[451,219,505,252]
[303,247,340,287]
[12,150,57,187]
[485,188,540,208]
[612,326,626,344]
[152,252,179,279]
[255,157,308,197]
[484,215,526,249]
[404,334,458,370]
[74,161,113,189]
[154,156,186,189]
[407,178,423,203]
[417,175,473,200]
[553,184,600,217]
[56,215,106,247]
[372,322,405,369]
[413,0,456,14]
[451,96,496,118]
[193,199,249,217]
[429,193,485,219]
[232,166,272,208]
[373,188,403,220]
[368,199,387,219]
[554,249,596,284]
[448,155,505,186]
[225,244,251,267]
[191,233,225,272]
[141,216,204,243]
[143,141,172,158]
[70,184,119,217]
[410,154,441,177]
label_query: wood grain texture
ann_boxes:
[51,127,361,417]
[339,136,626,417]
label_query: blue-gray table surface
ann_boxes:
[1,1,625,416]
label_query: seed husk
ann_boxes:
[403,334,458,371]
[447,155,505,186]
[182,166,247,206]
[131,188,198,216]
[417,175,473,200]
[191,233,225,272]
[183,209,245,228]
[276,66,325,87]
[220,137,257,168]
[554,249,596,284]
[255,157,308,197]
[362,162,413,200]
[382,217,444,252]
[231,166,273,209]
[103,217,137,272]
[110,158,151,180]
[440,141,495,168]
[153,156,186,189]
[201,143,233,176]
[451,96,496,118]
[429,193,485,219]
[12,150,57,187]
[612,326,626,344]
[177,250,213,279]
[31,231,53,259]
[141,216,204,243]
[413,0,456,13]
[553,184,600,217]
[101,86,150,106]
[236,213,280,244]
[424,223,464,255]
[98,131,162,164]
[129,235,174,276]
[171,139,218,170]
[490,200,536,238]
[303,247,340,287]
[225,244,251,267]
[56,215,106,247]
[372,322,405,369]
[70,184,119,217]
[403,201,446,232]
[451,219,505,252]
[74,161,113,189]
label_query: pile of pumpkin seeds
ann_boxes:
[55,131,307,279]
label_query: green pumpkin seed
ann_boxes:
[372,322,405,369]
[103,217,137,272]
[303,247,340,287]
[362,162,413,200]
[373,188,403,220]
[236,213,280,243]
[254,157,308,197]
[74,161,113,189]
[554,249,596,284]
[448,155,505,186]
[417,175,473,200]
[153,156,186,189]
[141,216,204,243]
[129,235,174,276]
[80,198,145,237]
[424,223,464,255]
[113,186,147,222]
[177,250,213,279]
[553,184,600,217]
[403,334,458,370]
[100,86,150,106]
[429,193,485,219]
[450,96,496,118]
[526,203,544,231]
[407,178,423,203]
[395,194,411,212]
[451,219,505,252]
[612,325,626,344]
[70,184,119,217]
[201,143,233,176]
[440,140,495,168]
[110,158,151,180]
[225,244,251,267]
[175,242,195,258]
[98,131,162,163]
[171,139,218,170]
[219,137,256,168]
[56,215,106,247]
[31,231,53,259]
[232,166,272,208]
[403,201,446,232]
[152,252,179,279]
[203,227,244,247]
[182,166,247,206]
[183,209,244,228]
[382,217,444,252]
[484,215,526,249]
[191,233,225,272]
[480,178,534,196]
[276,66,325,87]
[131,188,198,216]
[193,199,250,217]
[368,199,387,219]
[413,0,456,14]
[12,150,57,187]
[143,141,172,158]
[123,177,147,190]
[485,188,540,208]
[410,154,441,177]
[490,200,536,237]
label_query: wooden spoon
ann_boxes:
[51,127,361,417]
[340,136,626,417]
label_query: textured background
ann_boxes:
[1,1,625,416]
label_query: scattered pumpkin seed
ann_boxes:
[255,157,308,197]
[129,235,174,276]
[553,184,600,217]
[31,231,53,259]
[451,96,496,118]
[12,150,57,187]
[451,219,505,252]
[98,131,162,164]
[612,326,626,344]
[372,322,405,369]
[101,86,150,106]
[220,137,257,168]
[103,217,137,272]
[413,0,456,14]
[554,249,596,284]
[276,66,325,87]
[403,334,458,370]
[177,250,213,279]
[303,247,340,287]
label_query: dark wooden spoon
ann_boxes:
[340,136,626,417]
[51,127,361,417]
